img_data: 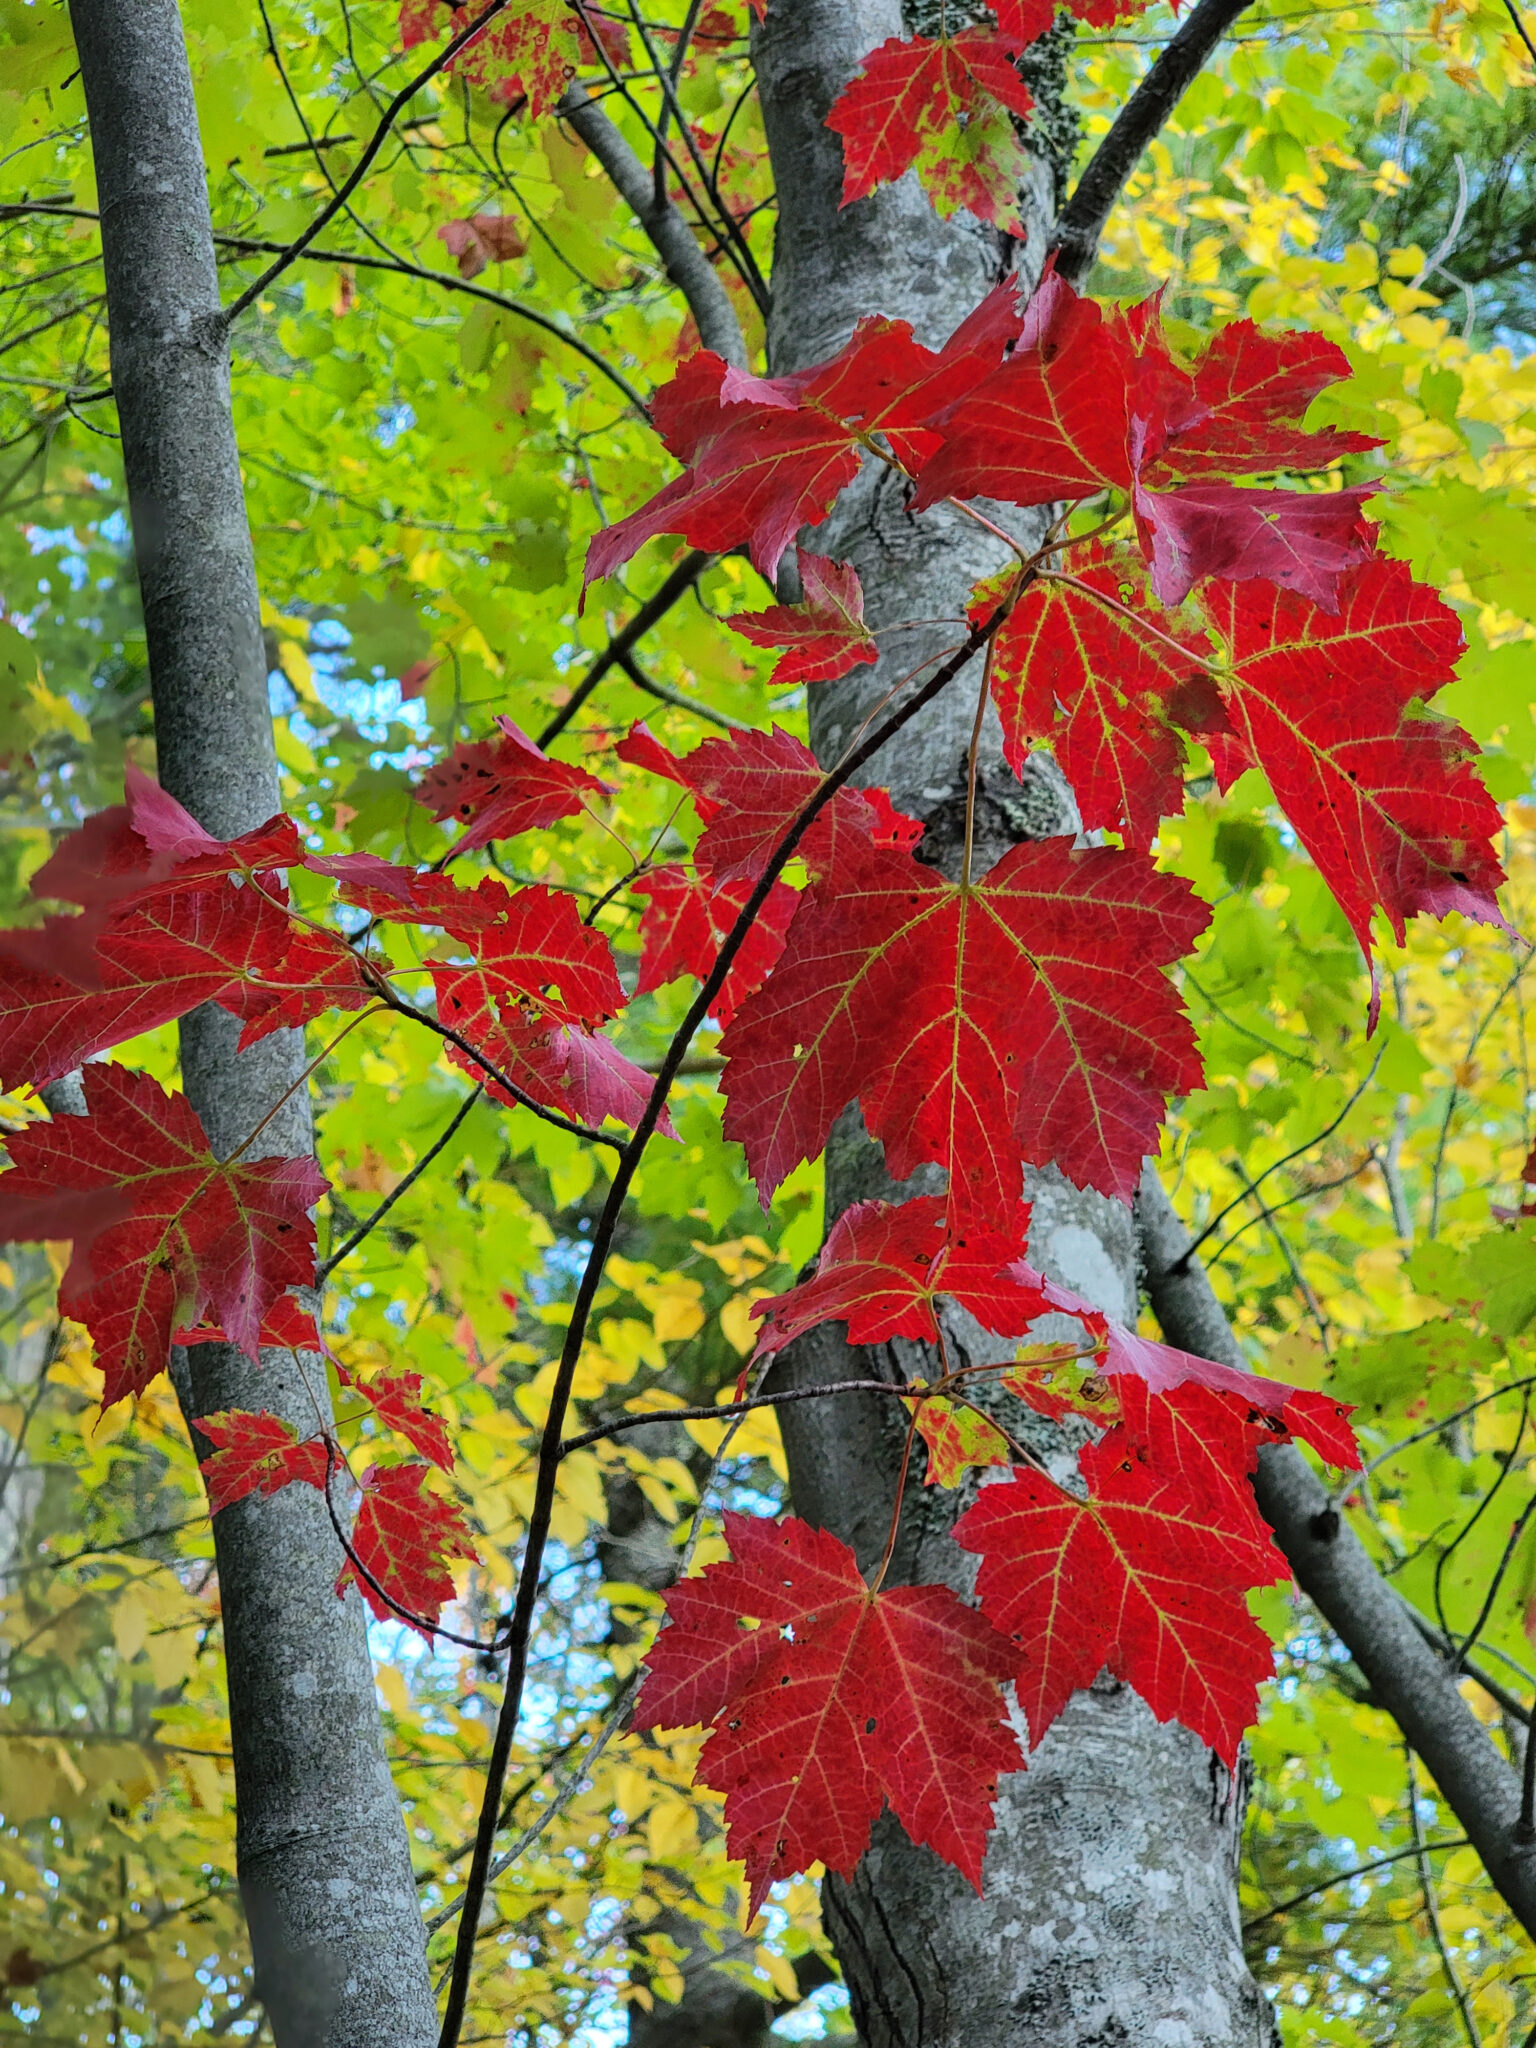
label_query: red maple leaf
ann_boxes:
[726,551,879,685]
[586,286,1023,584]
[915,274,1380,605]
[721,835,1206,1222]
[549,1025,673,1135]
[199,1409,330,1516]
[979,546,1215,846]
[414,717,609,854]
[1200,557,1506,985]
[956,1385,1289,1761]
[634,1511,1021,1914]
[336,1462,478,1637]
[751,1195,1049,1356]
[0,886,296,1092]
[632,865,799,1027]
[0,1066,324,1405]
[339,1365,455,1471]
[437,211,527,278]
[998,1266,1359,1469]
[827,29,1036,234]
[398,0,606,117]
[177,1295,319,1351]
[29,763,301,924]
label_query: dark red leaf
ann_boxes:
[414,717,609,853]
[727,551,878,685]
[198,1410,329,1516]
[827,29,1036,234]
[335,1462,478,1637]
[632,865,798,1028]
[722,835,1206,1222]
[751,1195,1048,1355]
[0,1066,324,1405]
[635,1511,1021,1914]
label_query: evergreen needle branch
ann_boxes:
[222,0,518,323]
[318,1085,485,1281]
[433,593,1019,2048]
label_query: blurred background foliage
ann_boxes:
[0,0,1534,2038]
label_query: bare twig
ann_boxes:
[318,1086,485,1281]
[538,549,714,746]
[1243,1836,1469,1934]
[1406,1747,1483,2047]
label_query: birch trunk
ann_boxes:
[66,2,436,2039]
[751,2,1277,2037]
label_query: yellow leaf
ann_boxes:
[646,1796,699,1863]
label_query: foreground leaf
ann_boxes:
[635,1511,1021,1915]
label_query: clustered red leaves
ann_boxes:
[0,195,1499,1914]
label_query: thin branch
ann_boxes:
[222,0,518,323]
[558,80,747,366]
[1501,0,1536,68]
[318,1086,484,1281]
[1407,1747,1483,2047]
[1173,1049,1383,1270]
[1243,1836,1470,1934]
[537,548,714,745]
[214,234,648,415]
[616,647,748,729]
[559,1375,921,1457]
[1053,0,1258,282]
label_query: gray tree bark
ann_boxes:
[66,1,436,2040]
[749,1,1276,2039]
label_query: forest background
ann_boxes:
[2,0,1536,2041]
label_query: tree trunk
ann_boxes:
[66,2,436,2040]
[751,3,1276,2039]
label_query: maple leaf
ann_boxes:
[414,717,609,854]
[1001,1268,1360,1469]
[726,551,879,685]
[905,1390,1013,1486]
[915,274,1380,605]
[586,287,1024,584]
[979,547,1215,846]
[177,1295,319,1351]
[339,1365,454,1471]
[827,30,1036,234]
[0,1067,324,1405]
[0,886,297,1091]
[632,865,799,1028]
[30,763,302,921]
[956,1385,1289,1761]
[690,726,923,885]
[1200,558,1506,982]
[635,1511,1021,1914]
[437,211,527,278]
[721,836,1206,1223]
[549,1025,674,1136]
[199,1410,329,1516]
[398,0,591,116]
[751,1196,1049,1357]
[336,1462,478,1638]
[225,919,375,1045]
